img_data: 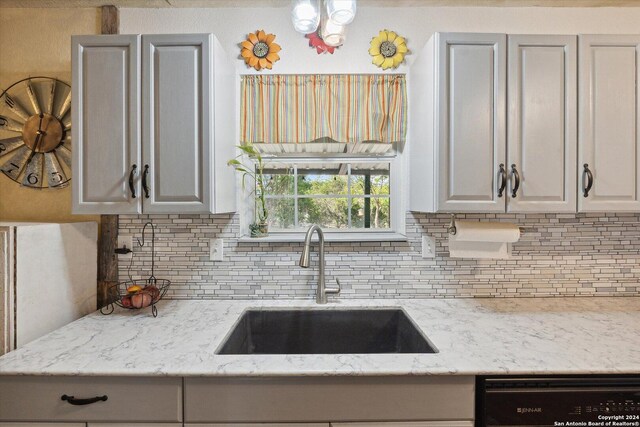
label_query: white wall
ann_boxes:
[121,6,640,74]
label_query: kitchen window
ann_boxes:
[238,153,405,242]
[264,160,391,231]
[239,74,407,241]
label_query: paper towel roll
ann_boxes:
[448,239,510,259]
[453,220,520,243]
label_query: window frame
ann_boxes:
[238,153,406,242]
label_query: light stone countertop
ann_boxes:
[0,297,638,377]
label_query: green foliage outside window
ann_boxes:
[264,165,390,230]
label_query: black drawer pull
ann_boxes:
[61,394,108,406]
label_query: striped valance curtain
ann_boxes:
[240,74,407,145]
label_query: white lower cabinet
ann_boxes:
[0,424,85,427]
[185,425,328,427]
[89,424,182,427]
[0,376,474,425]
[0,424,180,427]
[0,376,182,423]
[183,376,474,423]
[184,423,472,427]
[0,421,480,427]
[332,423,473,427]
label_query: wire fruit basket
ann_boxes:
[101,278,170,317]
[100,221,170,317]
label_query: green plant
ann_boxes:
[227,144,268,223]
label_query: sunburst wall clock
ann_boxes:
[0,76,72,189]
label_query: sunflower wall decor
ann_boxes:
[369,30,408,70]
[240,30,281,71]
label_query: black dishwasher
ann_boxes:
[476,375,640,427]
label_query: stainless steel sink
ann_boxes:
[216,309,438,354]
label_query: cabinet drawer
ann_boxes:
[0,424,85,427]
[332,423,474,427]
[187,425,328,427]
[0,376,182,422]
[89,424,182,427]
[184,376,474,422]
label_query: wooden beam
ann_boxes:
[97,4,120,309]
[97,215,119,307]
[101,5,119,35]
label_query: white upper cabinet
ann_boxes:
[410,32,506,213]
[579,35,640,212]
[437,33,507,213]
[72,35,141,214]
[410,32,580,214]
[142,34,211,214]
[507,35,577,213]
[72,33,236,215]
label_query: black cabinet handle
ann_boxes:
[511,164,520,198]
[61,394,108,406]
[142,164,150,199]
[128,164,137,199]
[583,163,594,197]
[497,163,507,198]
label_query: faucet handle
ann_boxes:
[326,278,341,294]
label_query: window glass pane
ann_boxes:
[266,198,295,229]
[264,163,294,195]
[351,197,391,229]
[257,159,393,232]
[299,197,350,229]
[297,163,348,195]
[351,163,390,196]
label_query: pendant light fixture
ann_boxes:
[325,0,356,25]
[291,0,321,34]
[320,16,346,47]
[292,0,356,48]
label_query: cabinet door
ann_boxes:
[72,35,141,214]
[142,34,211,213]
[507,35,577,212]
[579,35,640,212]
[436,33,506,213]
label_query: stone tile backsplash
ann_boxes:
[119,212,640,299]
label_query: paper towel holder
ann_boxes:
[448,214,458,235]
[447,213,526,236]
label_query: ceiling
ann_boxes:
[3,0,640,7]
